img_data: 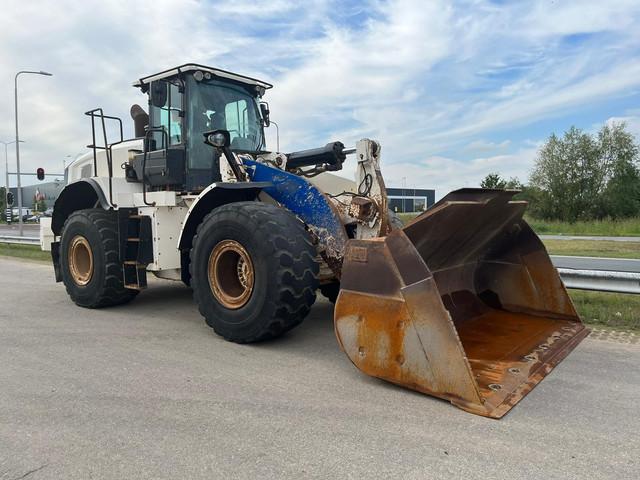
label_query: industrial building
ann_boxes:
[9,180,65,210]
[387,187,435,213]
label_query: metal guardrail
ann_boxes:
[1,235,638,293]
[0,234,40,245]
[549,255,640,294]
[557,268,640,294]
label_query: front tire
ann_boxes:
[190,202,319,343]
[60,209,138,308]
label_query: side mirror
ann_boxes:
[260,102,270,127]
[37,167,45,181]
[150,81,167,108]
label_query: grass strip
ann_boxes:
[0,243,51,262]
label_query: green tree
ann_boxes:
[515,185,543,214]
[529,123,640,221]
[481,173,506,189]
[32,198,47,213]
[598,123,640,218]
[480,173,523,190]
[505,177,523,189]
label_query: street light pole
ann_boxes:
[15,70,53,236]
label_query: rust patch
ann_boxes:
[346,245,368,263]
[335,189,589,418]
[348,196,377,223]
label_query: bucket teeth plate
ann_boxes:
[334,189,588,418]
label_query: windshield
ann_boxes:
[188,77,264,169]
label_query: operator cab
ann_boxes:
[129,64,272,192]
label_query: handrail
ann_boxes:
[106,138,131,208]
[84,108,124,208]
[141,127,169,206]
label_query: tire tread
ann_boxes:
[61,209,137,308]
[190,202,319,343]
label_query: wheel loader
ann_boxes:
[43,63,588,418]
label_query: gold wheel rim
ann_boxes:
[208,240,254,309]
[69,235,93,286]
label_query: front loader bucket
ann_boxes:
[334,189,588,418]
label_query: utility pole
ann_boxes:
[15,70,53,235]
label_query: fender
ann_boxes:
[244,159,349,276]
[51,178,111,235]
[177,182,271,252]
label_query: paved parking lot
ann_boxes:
[0,257,638,479]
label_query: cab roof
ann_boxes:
[133,63,273,90]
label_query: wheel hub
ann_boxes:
[208,240,254,309]
[69,235,93,286]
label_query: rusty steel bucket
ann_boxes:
[334,189,589,418]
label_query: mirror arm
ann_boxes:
[221,146,246,182]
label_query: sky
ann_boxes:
[1,0,639,198]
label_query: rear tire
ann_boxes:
[60,209,138,308]
[190,202,319,343]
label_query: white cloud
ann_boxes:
[464,139,511,153]
[267,0,455,149]
[521,0,640,37]
[0,0,638,195]
[381,145,539,200]
[604,115,640,139]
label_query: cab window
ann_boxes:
[225,99,248,145]
[150,82,183,147]
[187,77,263,169]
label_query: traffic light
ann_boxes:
[37,167,45,181]
[6,191,14,206]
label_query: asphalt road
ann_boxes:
[0,224,39,235]
[0,257,638,480]
[541,235,640,242]
[551,255,640,273]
